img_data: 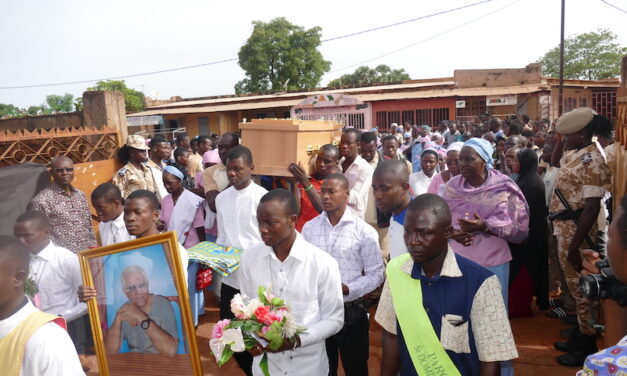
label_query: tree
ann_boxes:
[46,93,74,113]
[0,103,22,118]
[327,65,411,88]
[86,80,145,112]
[235,18,331,94]
[25,105,50,116]
[537,29,626,80]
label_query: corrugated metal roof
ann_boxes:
[128,99,300,117]
[128,83,549,117]
[147,79,456,109]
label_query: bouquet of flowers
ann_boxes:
[210,286,305,376]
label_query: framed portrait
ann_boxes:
[79,232,203,376]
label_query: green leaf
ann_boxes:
[259,353,270,376]
[217,346,234,367]
[258,286,270,305]
[265,321,284,351]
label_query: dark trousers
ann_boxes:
[67,314,93,354]
[326,303,369,376]
[220,283,253,376]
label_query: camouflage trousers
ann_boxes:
[554,221,599,335]
[547,220,575,310]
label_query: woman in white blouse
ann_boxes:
[408,148,439,196]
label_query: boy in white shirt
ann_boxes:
[91,183,134,246]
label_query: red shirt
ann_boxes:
[296,178,322,232]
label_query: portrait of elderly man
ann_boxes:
[104,265,179,357]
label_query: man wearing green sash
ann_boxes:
[375,194,518,376]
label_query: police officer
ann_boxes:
[113,135,160,200]
[550,108,612,367]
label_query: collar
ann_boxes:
[401,247,463,281]
[50,182,77,195]
[340,154,365,168]
[109,212,126,229]
[392,204,409,224]
[322,207,355,227]
[261,232,307,262]
[32,240,55,262]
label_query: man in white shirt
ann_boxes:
[339,128,374,219]
[240,189,344,376]
[372,160,413,260]
[302,174,384,376]
[13,211,89,356]
[215,145,267,376]
[0,235,84,376]
[91,183,134,246]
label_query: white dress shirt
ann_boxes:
[29,241,86,322]
[388,210,409,260]
[302,209,384,302]
[216,182,268,289]
[98,212,134,246]
[0,299,85,376]
[239,233,344,376]
[340,155,374,219]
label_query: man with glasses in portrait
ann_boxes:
[105,265,179,357]
[29,156,96,253]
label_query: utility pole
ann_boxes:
[558,0,565,116]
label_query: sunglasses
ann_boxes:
[52,168,74,173]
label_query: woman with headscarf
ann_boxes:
[408,148,439,196]
[443,138,529,306]
[427,142,463,196]
[160,165,206,325]
[508,148,549,317]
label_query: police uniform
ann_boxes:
[551,108,611,336]
[113,162,159,199]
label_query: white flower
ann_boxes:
[245,298,263,317]
[281,311,299,338]
[210,327,246,363]
[230,294,249,319]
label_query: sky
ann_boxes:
[1,0,625,109]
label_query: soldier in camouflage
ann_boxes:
[113,135,160,200]
[550,108,613,367]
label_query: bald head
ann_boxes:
[373,159,409,184]
[50,155,73,168]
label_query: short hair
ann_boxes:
[189,138,198,147]
[149,136,168,149]
[121,265,149,290]
[360,132,377,144]
[521,129,534,139]
[0,235,30,272]
[343,128,362,142]
[227,145,253,165]
[127,189,160,210]
[15,211,50,230]
[323,173,349,190]
[373,159,409,182]
[197,135,211,144]
[91,182,123,203]
[173,147,189,160]
[259,188,299,216]
[319,144,339,157]
[220,132,240,146]
[407,193,452,226]
[50,155,73,168]
[508,120,523,135]
[382,135,399,145]
[175,133,189,145]
[421,149,439,160]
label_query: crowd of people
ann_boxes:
[0,107,624,376]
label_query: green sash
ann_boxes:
[386,254,461,376]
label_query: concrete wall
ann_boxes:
[0,112,83,132]
[455,63,542,88]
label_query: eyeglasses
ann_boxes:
[124,282,148,293]
[52,168,74,173]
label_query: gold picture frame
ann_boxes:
[79,232,203,376]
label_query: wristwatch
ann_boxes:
[140,317,152,330]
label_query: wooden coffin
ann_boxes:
[239,118,342,176]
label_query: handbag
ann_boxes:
[196,264,213,290]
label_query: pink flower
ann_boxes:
[230,294,249,320]
[254,306,271,324]
[211,319,230,339]
[261,326,270,335]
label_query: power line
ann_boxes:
[1,0,497,90]
[321,0,494,42]
[330,0,521,74]
[600,0,627,13]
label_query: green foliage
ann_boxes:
[537,28,627,80]
[0,103,22,118]
[328,65,411,88]
[87,80,145,112]
[46,93,74,113]
[26,105,50,116]
[259,353,270,376]
[24,276,39,298]
[264,321,284,351]
[235,17,331,94]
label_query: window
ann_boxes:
[376,112,387,128]
[401,110,414,125]
[388,111,401,126]
[592,91,617,120]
